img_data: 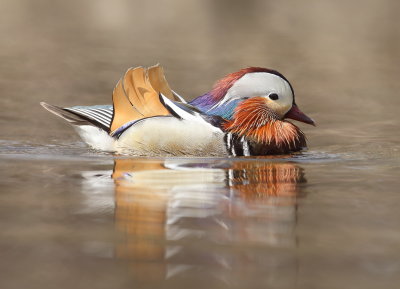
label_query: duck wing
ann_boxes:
[110,64,182,133]
[41,64,199,137]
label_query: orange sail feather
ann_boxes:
[110,65,177,133]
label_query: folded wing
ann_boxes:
[110,64,181,133]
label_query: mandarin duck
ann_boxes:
[41,65,315,156]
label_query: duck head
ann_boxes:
[190,67,315,152]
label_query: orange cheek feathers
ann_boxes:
[223,97,304,147]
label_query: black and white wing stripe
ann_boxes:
[64,106,114,131]
[159,93,223,133]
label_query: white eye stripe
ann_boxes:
[225,73,292,99]
[210,72,294,117]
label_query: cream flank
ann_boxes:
[72,118,227,156]
[115,117,227,157]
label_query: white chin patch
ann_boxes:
[265,99,292,117]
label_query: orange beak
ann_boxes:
[285,104,315,126]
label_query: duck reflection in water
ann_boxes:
[109,158,306,286]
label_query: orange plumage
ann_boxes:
[223,97,306,151]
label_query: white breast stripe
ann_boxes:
[227,133,236,156]
[241,136,250,156]
[230,140,236,156]
[226,133,232,150]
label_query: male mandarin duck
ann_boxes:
[41,64,315,156]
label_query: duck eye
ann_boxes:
[269,93,279,100]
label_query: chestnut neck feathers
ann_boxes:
[223,97,306,154]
